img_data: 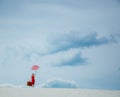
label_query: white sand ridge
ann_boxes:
[0,88,120,97]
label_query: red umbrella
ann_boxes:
[31,65,39,71]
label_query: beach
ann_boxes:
[0,88,120,97]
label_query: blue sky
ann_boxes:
[0,0,120,90]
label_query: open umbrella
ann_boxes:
[31,65,39,70]
[31,65,39,75]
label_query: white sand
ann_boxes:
[0,88,120,97]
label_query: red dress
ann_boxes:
[27,74,35,86]
[31,75,35,85]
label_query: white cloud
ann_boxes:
[0,83,23,88]
[41,78,78,88]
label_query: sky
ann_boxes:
[0,0,120,90]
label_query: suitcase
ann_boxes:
[27,81,32,86]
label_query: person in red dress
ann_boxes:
[27,73,35,87]
[31,73,35,87]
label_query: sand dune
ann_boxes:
[0,88,120,97]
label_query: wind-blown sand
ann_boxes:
[0,88,120,97]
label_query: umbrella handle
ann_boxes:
[34,70,37,75]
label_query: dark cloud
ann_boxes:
[49,32,117,54]
[41,78,78,88]
[56,53,87,66]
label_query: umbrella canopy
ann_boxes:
[31,65,39,70]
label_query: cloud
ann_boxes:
[0,45,86,71]
[36,48,87,67]
[0,83,23,88]
[55,53,87,66]
[0,32,119,68]
[1,32,118,67]
[49,32,117,54]
[41,78,78,88]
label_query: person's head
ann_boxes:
[32,73,35,76]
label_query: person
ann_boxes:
[31,73,35,87]
[27,73,35,87]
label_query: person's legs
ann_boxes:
[32,82,35,87]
